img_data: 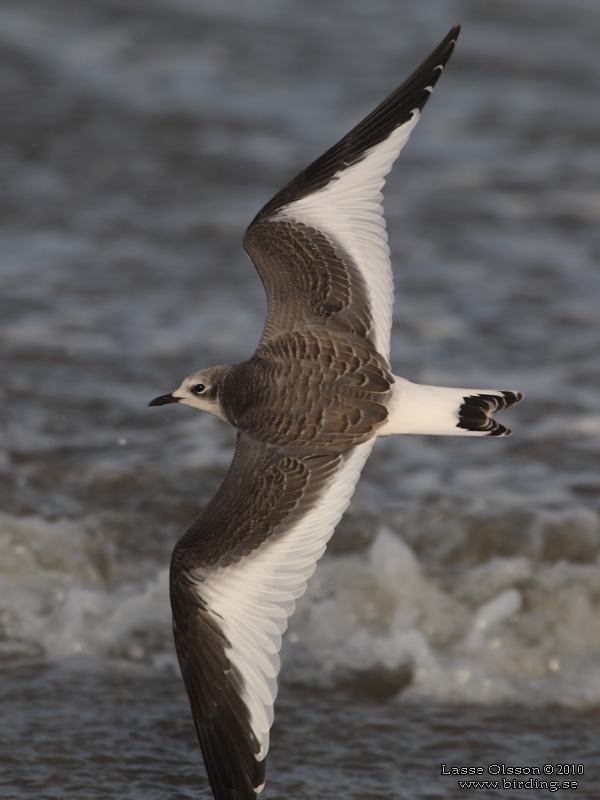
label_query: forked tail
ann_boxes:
[381,377,524,437]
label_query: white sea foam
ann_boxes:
[284,523,600,709]
[2,502,600,709]
[0,512,172,666]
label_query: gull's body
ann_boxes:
[149,26,522,800]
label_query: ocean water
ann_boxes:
[1,0,600,797]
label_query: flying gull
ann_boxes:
[149,24,522,800]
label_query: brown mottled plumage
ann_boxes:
[148,25,523,800]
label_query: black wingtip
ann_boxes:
[249,26,463,224]
[170,568,265,800]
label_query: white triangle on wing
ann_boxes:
[192,439,375,763]
[274,110,422,361]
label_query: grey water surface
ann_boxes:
[2,0,600,798]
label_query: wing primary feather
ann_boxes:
[246,25,460,223]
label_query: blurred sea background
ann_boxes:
[1,1,600,798]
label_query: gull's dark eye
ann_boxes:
[192,383,206,394]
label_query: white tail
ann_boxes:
[380,376,524,437]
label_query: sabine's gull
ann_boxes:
[149,25,523,800]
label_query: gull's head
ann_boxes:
[149,365,229,420]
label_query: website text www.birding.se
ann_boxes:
[440,763,582,793]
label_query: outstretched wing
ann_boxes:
[170,432,375,800]
[244,25,460,361]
